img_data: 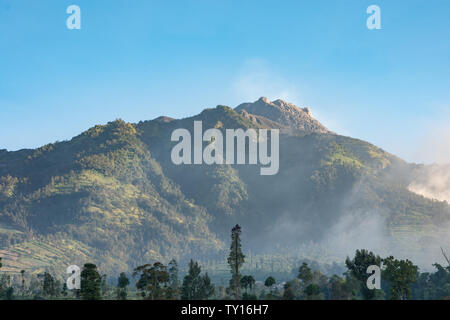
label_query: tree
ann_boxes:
[227,224,245,299]
[28,275,42,297]
[283,282,296,300]
[117,272,130,300]
[383,256,418,300]
[283,279,301,300]
[240,275,255,293]
[42,272,57,297]
[80,263,102,300]
[167,259,180,299]
[242,292,258,300]
[201,272,215,299]
[0,274,11,300]
[61,283,68,297]
[181,260,214,300]
[20,270,26,296]
[248,276,256,293]
[264,276,279,299]
[329,274,359,300]
[5,287,14,300]
[412,263,450,300]
[429,264,450,299]
[263,276,276,300]
[345,249,382,300]
[134,262,170,300]
[297,263,313,285]
[264,276,275,288]
[182,260,201,299]
[304,284,321,300]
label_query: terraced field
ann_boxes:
[0,239,93,275]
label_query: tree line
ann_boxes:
[1,226,449,300]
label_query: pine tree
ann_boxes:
[200,272,215,299]
[181,260,215,300]
[181,260,202,300]
[80,263,102,300]
[168,259,180,299]
[227,224,245,299]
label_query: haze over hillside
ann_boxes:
[0,98,449,276]
[408,164,450,203]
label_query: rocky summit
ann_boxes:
[235,97,331,134]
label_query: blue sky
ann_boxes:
[1,0,450,163]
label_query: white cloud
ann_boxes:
[231,59,301,104]
[414,122,450,165]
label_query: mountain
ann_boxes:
[235,96,331,134]
[1,98,449,275]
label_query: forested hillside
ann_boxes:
[1,98,449,276]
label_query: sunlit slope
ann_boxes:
[1,99,449,274]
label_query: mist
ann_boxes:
[408,164,450,203]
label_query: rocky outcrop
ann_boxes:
[235,97,332,134]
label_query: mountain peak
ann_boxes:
[235,97,331,134]
[153,116,175,123]
[258,96,272,104]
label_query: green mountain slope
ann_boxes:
[1,98,449,274]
